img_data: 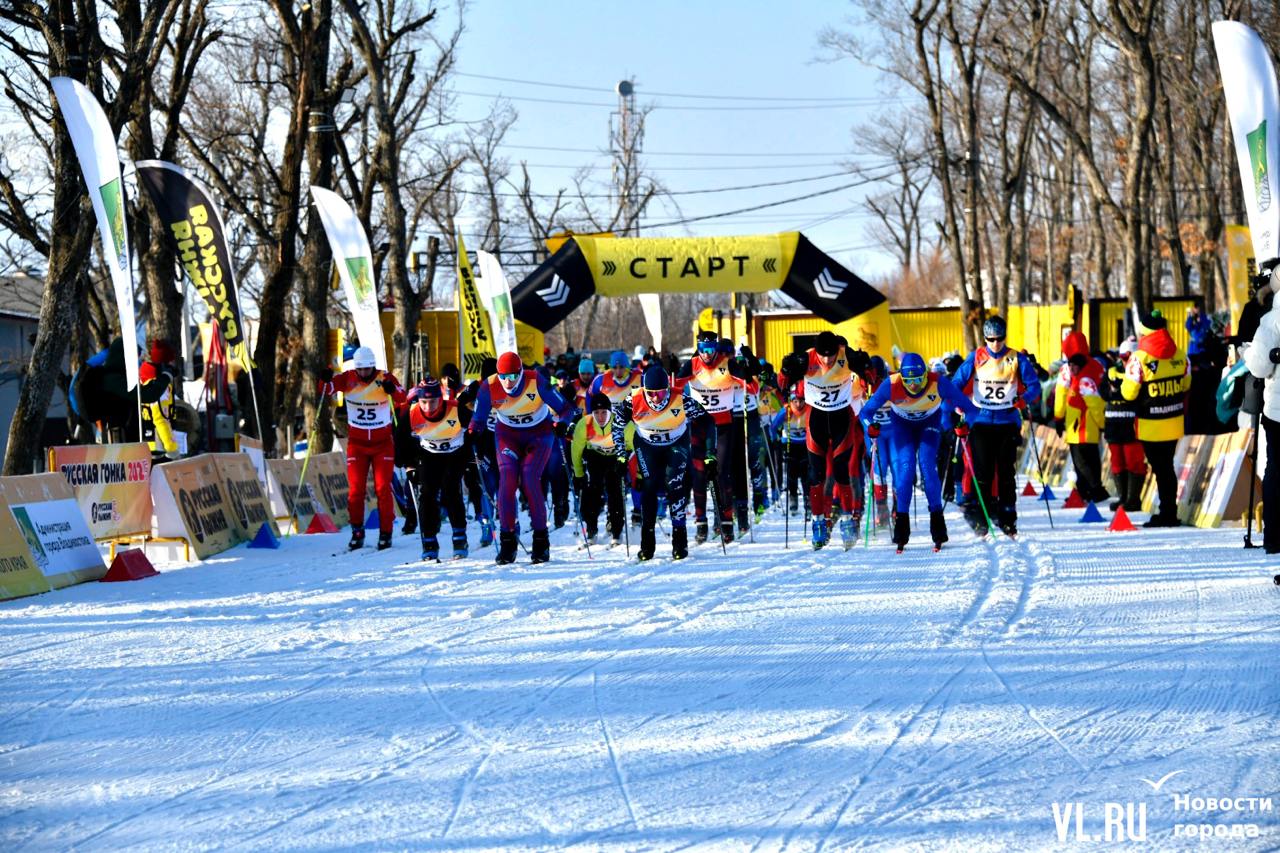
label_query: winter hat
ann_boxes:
[496,351,522,374]
[814,331,840,356]
[589,392,611,412]
[899,352,927,380]
[578,357,594,374]
[642,365,669,390]
[419,378,443,400]
[1119,336,1138,356]
[609,351,629,369]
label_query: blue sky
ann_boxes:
[446,0,908,281]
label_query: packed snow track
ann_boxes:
[2,501,1278,850]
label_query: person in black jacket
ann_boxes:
[1102,337,1145,511]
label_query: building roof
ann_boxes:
[0,275,43,321]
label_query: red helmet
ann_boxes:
[496,352,522,374]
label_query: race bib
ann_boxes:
[347,399,391,429]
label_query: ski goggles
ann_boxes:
[696,339,718,355]
[498,371,521,384]
[900,368,927,390]
[644,388,670,407]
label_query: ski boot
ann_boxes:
[755,502,767,523]
[736,503,751,536]
[451,528,469,560]
[695,518,709,545]
[892,512,910,553]
[930,510,948,552]
[631,507,643,527]
[376,530,393,551]
[839,515,857,550]
[997,507,1017,538]
[553,502,569,530]
[788,494,799,516]
[721,516,735,544]
[812,516,829,550]
[874,487,891,529]
[638,526,656,562]
[478,516,494,548]
[421,535,440,562]
[530,530,551,564]
[401,516,417,536]
[610,533,623,548]
[671,523,688,560]
[583,528,598,547]
[348,527,365,551]
[496,531,518,565]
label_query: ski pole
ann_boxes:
[738,381,755,543]
[782,412,790,549]
[560,440,591,560]
[1025,423,1056,529]
[470,444,503,556]
[959,435,996,535]
[865,440,876,548]
[289,388,328,535]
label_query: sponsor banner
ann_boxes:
[211,453,278,539]
[0,473,105,588]
[457,232,496,381]
[0,492,52,600]
[266,458,318,531]
[1225,225,1253,335]
[475,250,519,356]
[310,187,386,368]
[1214,22,1280,265]
[135,161,246,349]
[50,77,139,390]
[511,232,885,331]
[305,452,351,529]
[161,456,243,559]
[48,443,152,539]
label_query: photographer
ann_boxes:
[1242,299,1280,553]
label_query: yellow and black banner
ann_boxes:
[512,232,885,330]
[457,232,496,381]
[136,161,245,349]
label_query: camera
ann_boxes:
[1270,348,1280,365]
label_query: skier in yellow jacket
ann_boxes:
[569,392,633,545]
[1053,331,1108,504]
[1120,312,1191,527]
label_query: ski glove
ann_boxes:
[317,379,335,396]
[319,367,334,382]
[866,423,881,439]
[380,378,398,394]
[955,423,970,438]
[1053,419,1065,437]
[554,421,571,439]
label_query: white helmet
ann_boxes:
[353,346,377,369]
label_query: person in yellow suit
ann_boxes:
[570,392,633,546]
[1121,311,1191,527]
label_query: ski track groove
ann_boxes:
[593,670,640,832]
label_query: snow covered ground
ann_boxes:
[3,494,1279,851]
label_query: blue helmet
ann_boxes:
[609,350,629,369]
[578,357,595,375]
[982,316,1007,341]
[899,352,927,380]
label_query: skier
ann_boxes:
[612,365,709,561]
[589,350,641,404]
[677,330,749,544]
[570,392,627,546]
[769,389,810,516]
[859,353,979,552]
[1120,311,1190,527]
[458,356,498,548]
[779,331,863,549]
[317,345,406,550]
[950,316,1042,536]
[468,351,574,564]
[863,355,894,527]
[405,378,471,560]
[736,346,771,520]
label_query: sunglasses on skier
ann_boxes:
[985,336,1005,344]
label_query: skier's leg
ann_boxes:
[441,451,468,533]
[890,423,918,514]
[519,427,556,532]
[372,438,396,535]
[345,440,373,528]
[582,452,606,537]
[689,418,709,520]
[495,428,523,532]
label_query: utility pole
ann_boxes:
[610,78,644,237]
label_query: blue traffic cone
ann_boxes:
[1079,502,1106,523]
[248,522,281,549]
[1039,485,1056,502]
[365,509,380,529]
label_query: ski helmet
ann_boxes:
[353,346,377,370]
[609,351,629,369]
[496,351,522,375]
[982,316,1007,341]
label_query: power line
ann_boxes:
[438,169,857,200]
[454,71,899,104]
[450,89,897,112]
[494,142,851,158]
[640,176,884,229]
